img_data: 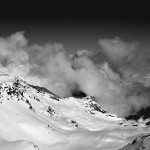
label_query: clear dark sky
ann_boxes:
[0,2,150,54]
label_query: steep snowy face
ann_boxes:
[120,134,150,150]
[0,75,150,150]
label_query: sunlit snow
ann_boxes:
[0,75,150,150]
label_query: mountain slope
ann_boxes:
[0,75,150,150]
[119,134,150,150]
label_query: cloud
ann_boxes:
[0,32,150,117]
[98,37,138,62]
[76,49,93,57]
[97,37,150,82]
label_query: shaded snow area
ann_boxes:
[0,75,150,150]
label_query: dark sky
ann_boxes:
[0,2,150,53]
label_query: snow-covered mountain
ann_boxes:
[0,74,150,150]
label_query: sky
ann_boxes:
[0,2,150,54]
[1,19,150,54]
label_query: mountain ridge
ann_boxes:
[0,74,150,150]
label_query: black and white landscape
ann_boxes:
[0,3,150,150]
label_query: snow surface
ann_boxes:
[0,75,150,150]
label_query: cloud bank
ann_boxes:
[0,32,150,117]
[98,37,138,61]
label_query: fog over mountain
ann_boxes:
[0,32,150,118]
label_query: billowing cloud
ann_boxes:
[0,32,150,117]
[98,37,138,62]
[97,37,150,82]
